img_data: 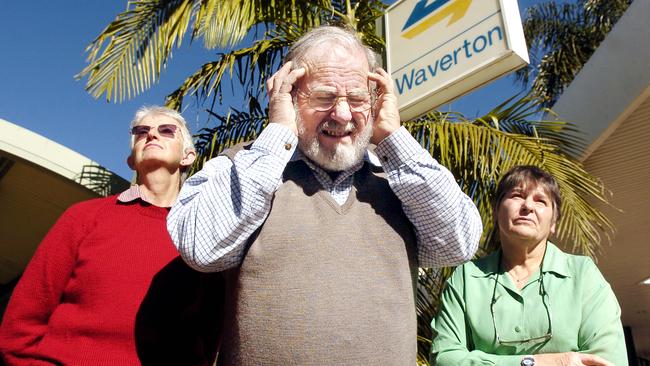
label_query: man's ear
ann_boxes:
[180,150,196,168]
[127,154,135,170]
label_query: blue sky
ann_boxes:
[1,0,541,181]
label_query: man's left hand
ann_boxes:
[368,67,401,145]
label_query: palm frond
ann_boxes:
[190,100,268,174]
[78,0,346,103]
[192,0,255,49]
[77,0,195,102]
[164,35,291,110]
[192,0,330,49]
[515,1,588,105]
[516,0,632,106]
[406,115,612,256]
[350,0,387,53]
[324,0,387,53]
[477,93,586,157]
[584,0,633,30]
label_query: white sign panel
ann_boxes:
[384,0,529,120]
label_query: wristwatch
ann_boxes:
[521,356,535,366]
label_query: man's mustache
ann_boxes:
[319,120,357,134]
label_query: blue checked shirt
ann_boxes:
[168,124,482,272]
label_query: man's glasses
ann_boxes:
[490,270,553,345]
[299,90,373,112]
[130,124,178,139]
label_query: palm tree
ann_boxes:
[516,0,632,107]
[77,1,615,364]
[77,0,384,109]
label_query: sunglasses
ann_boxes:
[130,124,178,138]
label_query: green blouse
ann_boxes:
[431,242,627,366]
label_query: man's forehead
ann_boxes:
[303,45,369,69]
[304,40,366,57]
[310,83,368,92]
[302,59,368,88]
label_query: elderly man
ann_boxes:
[168,26,482,365]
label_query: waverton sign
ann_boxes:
[383,0,529,120]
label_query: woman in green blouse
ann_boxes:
[431,166,627,366]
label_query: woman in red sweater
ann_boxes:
[0,106,223,365]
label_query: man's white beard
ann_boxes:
[297,115,373,172]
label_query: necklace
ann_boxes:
[510,271,531,283]
[498,250,544,285]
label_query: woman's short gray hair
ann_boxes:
[129,106,195,183]
[130,105,195,154]
[285,26,378,70]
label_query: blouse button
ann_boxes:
[514,326,521,333]
[284,143,292,150]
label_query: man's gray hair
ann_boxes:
[285,26,379,70]
[130,105,195,154]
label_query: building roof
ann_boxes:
[0,118,128,286]
[552,0,650,359]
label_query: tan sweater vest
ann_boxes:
[219,144,418,365]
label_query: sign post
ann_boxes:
[383,0,529,120]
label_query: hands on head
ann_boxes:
[266,62,401,145]
[367,67,401,145]
[266,61,305,136]
[534,352,615,366]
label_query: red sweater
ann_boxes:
[0,196,223,365]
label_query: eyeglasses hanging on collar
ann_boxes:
[490,252,553,345]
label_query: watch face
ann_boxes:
[521,357,535,366]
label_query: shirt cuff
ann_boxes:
[251,123,298,163]
[374,126,423,171]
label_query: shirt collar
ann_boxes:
[117,184,150,204]
[540,241,572,278]
[470,241,571,279]
[471,250,501,278]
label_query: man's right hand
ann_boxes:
[266,61,306,136]
[534,352,615,366]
